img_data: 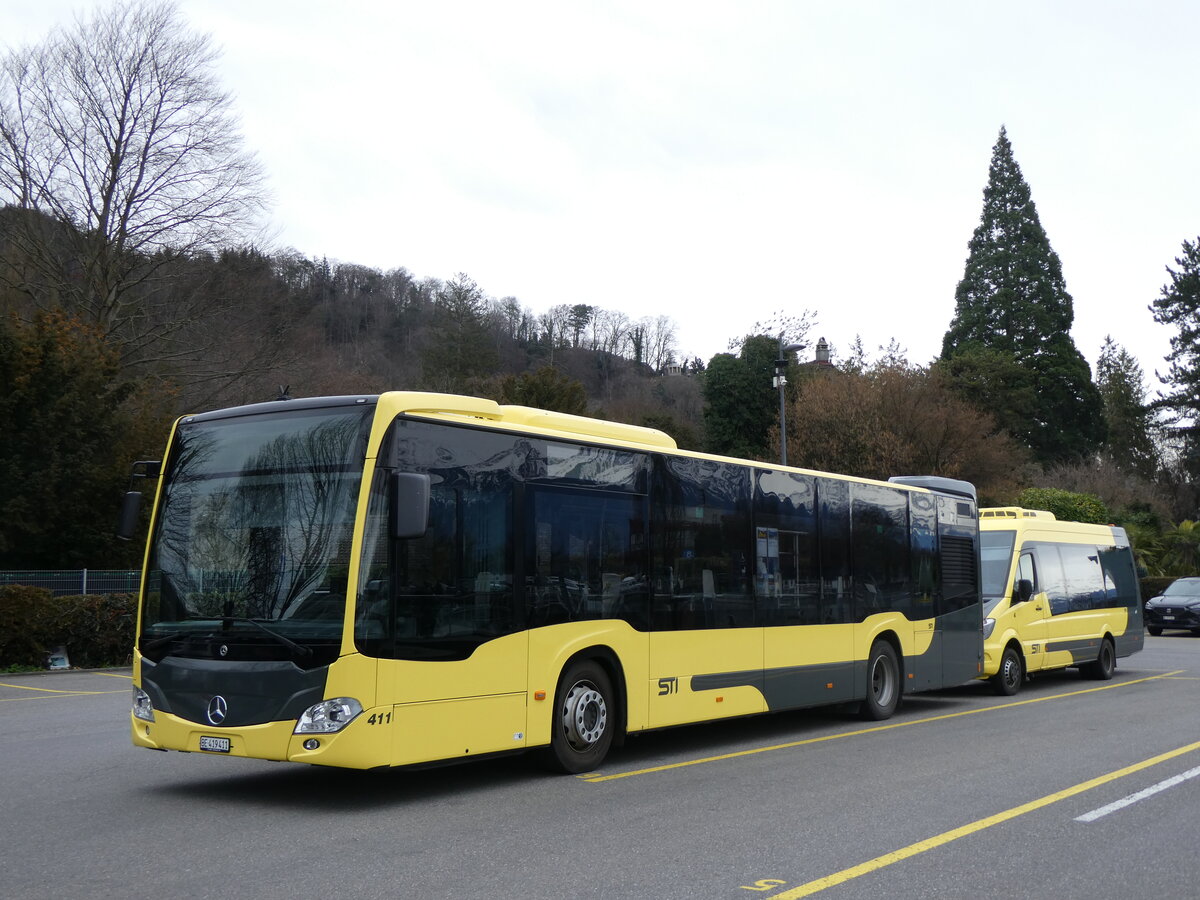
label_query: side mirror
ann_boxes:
[1016,578,1034,603]
[390,472,431,540]
[116,491,143,541]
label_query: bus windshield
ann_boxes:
[140,403,374,659]
[980,529,1017,608]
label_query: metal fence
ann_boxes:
[0,570,141,596]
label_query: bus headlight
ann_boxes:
[295,697,363,734]
[132,686,155,722]
[982,617,996,640]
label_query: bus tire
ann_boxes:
[991,645,1024,696]
[1081,638,1116,680]
[859,640,900,721]
[541,659,615,774]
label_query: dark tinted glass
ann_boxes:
[980,530,1017,600]
[361,418,653,659]
[1060,544,1105,612]
[1162,578,1200,598]
[1097,545,1139,611]
[851,483,912,620]
[527,487,648,629]
[755,470,819,625]
[817,478,851,624]
[910,491,938,618]
[1033,545,1069,615]
[652,456,752,629]
[142,404,373,665]
[384,421,526,659]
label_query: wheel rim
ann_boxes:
[1002,654,1021,689]
[561,681,608,751]
[870,653,896,707]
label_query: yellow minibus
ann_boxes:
[979,508,1143,695]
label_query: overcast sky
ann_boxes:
[10,1,1200,389]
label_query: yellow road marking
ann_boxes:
[95,672,133,680]
[580,671,1182,783]
[0,680,126,698]
[0,692,126,702]
[768,737,1200,898]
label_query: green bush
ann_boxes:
[0,585,53,667]
[0,586,135,668]
[1016,487,1110,525]
[1140,576,1178,602]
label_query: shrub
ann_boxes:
[1141,576,1179,602]
[0,585,53,667]
[1016,487,1110,524]
[0,586,136,668]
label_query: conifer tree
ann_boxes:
[1096,336,1159,478]
[1151,236,1200,483]
[1150,237,1200,424]
[941,127,1104,464]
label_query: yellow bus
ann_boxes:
[124,392,983,773]
[979,508,1144,695]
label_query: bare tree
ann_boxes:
[641,314,678,373]
[592,307,630,357]
[0,0,268,375]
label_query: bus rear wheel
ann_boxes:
[859,640,900,721]
[542,660,615,774]
[1081,637,1116,680]
[991,645,1024,696]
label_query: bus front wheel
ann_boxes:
[859,640,900,721]
[542,659,615,774]
[991,645,1024,696]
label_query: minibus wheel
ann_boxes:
[1081,637,1115,680]
[991,645,1024,696]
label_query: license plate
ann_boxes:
[199,736,231,753]
[1163,615,1175,621]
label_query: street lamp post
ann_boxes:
[774,337,806,466]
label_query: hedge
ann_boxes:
[0,585,136,669]
[1140,577,1177,602]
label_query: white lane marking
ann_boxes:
[1075,764,1200,822]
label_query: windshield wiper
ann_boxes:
[221,617,313,658]
[141,630,193,651]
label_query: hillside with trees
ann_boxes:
[1,3,1197,578]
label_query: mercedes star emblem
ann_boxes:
[207,695,228,725]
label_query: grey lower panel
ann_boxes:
[691,662,857,711]
[1046,638,1101,664]
[1114,627,1144,658]
[690,668,763,694]
[940,604,984,686]
[762,661,858,708]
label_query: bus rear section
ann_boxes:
[978,508,1143,695]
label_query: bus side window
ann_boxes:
[1035,546,1070,615]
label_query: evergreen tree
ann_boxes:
[1150,237,1200,429]
[421,273,498,392]
[702,335,790,460]
[497,366,587,415]
[0,311,167,567]
[1096,336,1159,478]
[941,127,1104,464]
